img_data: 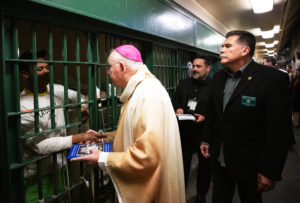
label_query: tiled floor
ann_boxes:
[186,127,300,203]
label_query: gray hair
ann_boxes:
[111,50,143,70]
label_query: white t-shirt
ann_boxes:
[20,84,81,177]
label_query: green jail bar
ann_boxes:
[0,4,221,202]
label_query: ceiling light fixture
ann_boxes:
[264,40,279,48]
[261,30,274,39]
[249,25,280,40]
[249,0,273,14]
[265,43,274,48]
[261,25,280,39]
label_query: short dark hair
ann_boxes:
[286,64,292,69]
[226,30,256,57]
[19,49,47,72]
[263,56,276,66]
[193,56,211,66]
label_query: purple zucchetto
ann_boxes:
[115,45,143,62]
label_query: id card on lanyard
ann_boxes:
[187,98,197,111]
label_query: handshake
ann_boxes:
[68,129,112,160]
[70,129,116,165]
[71,129,107,144]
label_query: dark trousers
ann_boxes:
[179,121,211,196]
[212,162,262,203]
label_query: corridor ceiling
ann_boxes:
[174,0,287,60]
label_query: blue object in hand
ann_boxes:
[104,142,111,152]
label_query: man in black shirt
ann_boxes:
[173,57,212,203]
[200,30,292,203]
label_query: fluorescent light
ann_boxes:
[250,0,273,14]
[261,30,274,39]
[261,25,280,39]
[273,25,280,33]
[249,25,280,39]
[249,28,262,36]
[265,43,274,48]
[264,40,279,48]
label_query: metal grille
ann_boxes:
[153,45,194,98]
[3,17,102,203]
[0,15,140,203]
[153,45,178,97]
[0,9,216,203]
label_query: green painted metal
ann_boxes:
[152,45,183,97]
[195,22,224,54]
[1,16,25,203]
[63,28,70,126]
[49,25,56,129]
[141,42,154,73]
[28,0,222,54]
[32,23,40,134]
[0,3,221,202]
[87,32,95,130]
[76,31,83,131]
[0,15,9,203]
[0,15,107,202]
[0,14,8,199]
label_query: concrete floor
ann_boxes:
[186,126,300,203]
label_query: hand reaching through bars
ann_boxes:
[72,130,106,144]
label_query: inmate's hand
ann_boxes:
[71,149,100,166]
[81,106,89,123]
[257,173,276,193]
[72,132,103,144]
[194,113,205,123]
[176,108,184,114]
[200,144,210,158]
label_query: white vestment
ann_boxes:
[99,65,185,203]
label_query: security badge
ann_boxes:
[241,95,256,107]
[187,98,197,111]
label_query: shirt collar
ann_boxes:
[120,65,154,103]
[24,87,48,96]
[225,59,252,78]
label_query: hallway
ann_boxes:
[186,126,300,203]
